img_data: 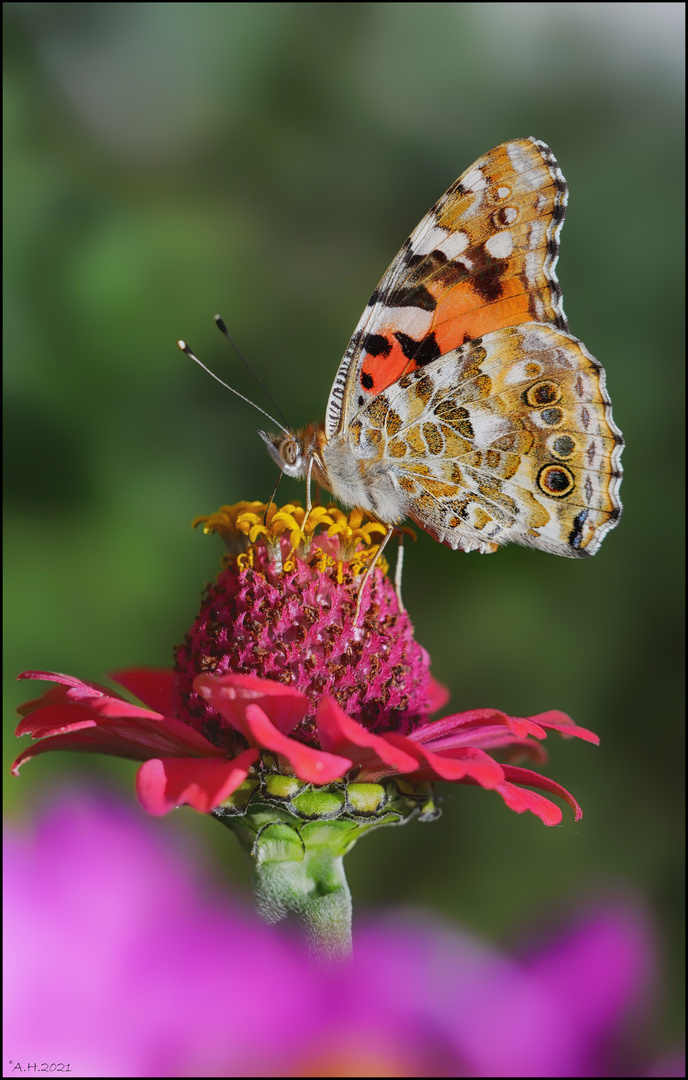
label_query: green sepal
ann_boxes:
[211,767,441,962]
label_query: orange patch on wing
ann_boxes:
[432,281,534,353]
[360,336,415,394]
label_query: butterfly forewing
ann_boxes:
[326,138,569,440]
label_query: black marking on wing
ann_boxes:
[394,331,442,366]
[384,248,472,311]
[386,282,436,311]
[470,249,504,303]
[568,509,588,550]
[362,333,392,358]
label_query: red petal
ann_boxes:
[427,676,450,714]
[381,734,505,788]
[316,697,418,774]
[501,764,583,822]
[410,708,550,751]
[409,707,592,752]
[436,729,547,756]
[16,703,101,739]
[136,749,259,815]
[110,667,177,716]
[16,671,117,717]
[494,781,564,826]
[528,710,600,745]
[194,672,309,736]
[18,670,105,691]
[15,686,170,737]
[12,731,158,773]
[504,716,547,740]
[13,708,220,772]
[244,704,351,783]
[410,708,512,745]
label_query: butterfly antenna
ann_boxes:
[177,340,290,435]
[214,315,290,429]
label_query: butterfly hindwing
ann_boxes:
[352,325,623,557]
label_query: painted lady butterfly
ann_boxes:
[261,138,623,559]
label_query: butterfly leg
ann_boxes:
[264,471,283,525]
[394,531,405,612]
[298,456,316,549]
[353,524,394,627]
[305,456,314,514]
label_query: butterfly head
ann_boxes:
[258,429,310,479]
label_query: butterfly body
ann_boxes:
[261,138,623,558]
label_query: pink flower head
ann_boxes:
[176,503,436,747]
[4,792,682,1077]
[13,501,598,827]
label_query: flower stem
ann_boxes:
[251,847,353,964]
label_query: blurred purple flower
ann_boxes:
[4,793,683,1078]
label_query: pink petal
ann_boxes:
[438,729,547,757]
[316,697,418,774]
[494,781,564,826]
[16,671,116,716]
[18,684,166,725]
[13,710,221,773]
[409,708,513,745]
[528,710,600,745]
[244,704,351,784]
[18,670,105,692]
[382,734,505,788]
[501,764,583,822]
[504,716,548,740]
[15,692,173,736]
[427,676,450,713]
[12,732,156,774]
[110,667,178,717]
[194,672,309,736]
[409,709,588,752]
[16,703,102,739]
[136,749,259,815]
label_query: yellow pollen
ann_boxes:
[194,501,396,577]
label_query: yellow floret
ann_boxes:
[194,500,399,577]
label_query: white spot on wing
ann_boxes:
[412,224,449,256]
[468,408,512,449]
[437,231,470,258]
[485,231,513,259]
[462,167,487,191]
[507,142,534,174]
[520,325,553,352]
[497,186,511,199]
[501,360,540,386]
[528,220,546,248]
[376,306,433,339]
[525,250,541,285]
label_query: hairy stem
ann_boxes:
[251,847,352,963]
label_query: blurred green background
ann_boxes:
[4,0,684,1043]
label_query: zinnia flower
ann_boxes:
[13,501,599,956]
[4,791,683,1078]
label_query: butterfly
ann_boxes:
[260,138,623,560]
